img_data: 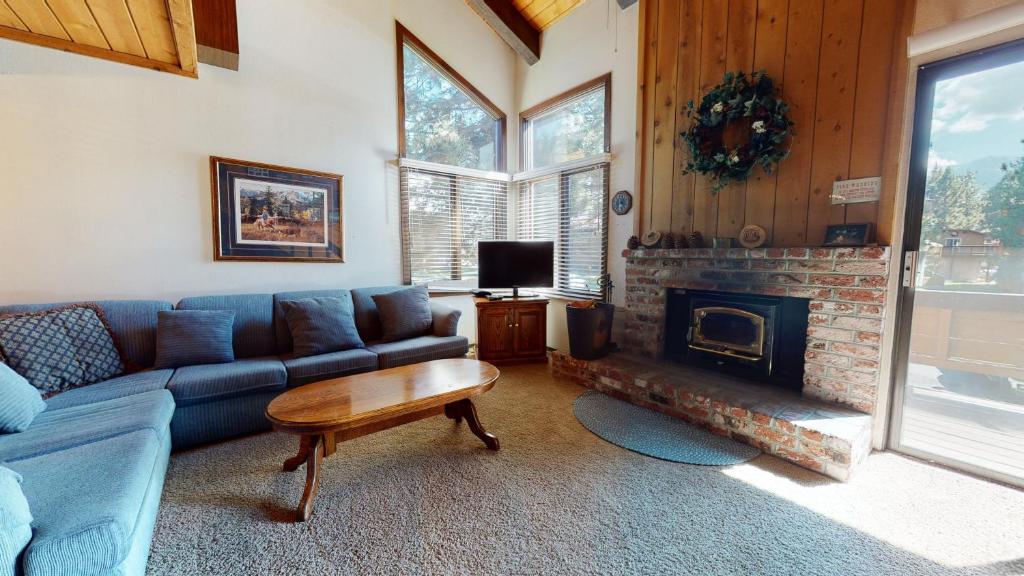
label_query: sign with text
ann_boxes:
[831,177,881,205]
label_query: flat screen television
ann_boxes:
[478,240,554,297]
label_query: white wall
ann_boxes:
[0,0,638,349]
[514,0,639,350]
[0,0,515,310]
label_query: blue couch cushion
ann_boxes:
[8,430,162,576]
[166,357,287,407]
[273,289,352,353]
[0,362,45,433]
[153,310,235,369]
[176,294,277,358]
[0,305,125,396]
[282,348,378,387]
[351,286,406,343]
[44,369,173,411]
[0,466,32,576]
[371,286,433,342]
[280,298,363,358]
[367,335,469,369]
[0,390,175,463]
[0,301,173,370]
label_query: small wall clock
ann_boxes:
[612,190,633,215]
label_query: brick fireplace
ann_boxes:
[551,245,892,480]
[621,246,890,413]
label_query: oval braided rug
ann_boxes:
[573,390,760,465]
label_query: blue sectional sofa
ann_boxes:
[0,286,467,575]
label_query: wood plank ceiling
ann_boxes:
[512,0,588,30]
[0,0,198,77]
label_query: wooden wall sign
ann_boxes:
[831,177,882,205]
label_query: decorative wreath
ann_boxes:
[681,70,794,194]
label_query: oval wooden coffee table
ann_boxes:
[266,358,500,521]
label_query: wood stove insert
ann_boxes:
[665,289,809,390]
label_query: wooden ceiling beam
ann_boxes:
[466,0,541,65]
[193,0,238,70]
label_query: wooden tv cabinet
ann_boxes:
[474,296,549,364]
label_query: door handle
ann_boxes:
[902,251,918,288]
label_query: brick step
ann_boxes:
[551,351,873,481]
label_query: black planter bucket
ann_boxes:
[566,302,615,360]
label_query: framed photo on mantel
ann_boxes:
[210,156,344,262]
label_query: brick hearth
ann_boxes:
[549,245,891,480]
[622,246,891,413]
[551,351,873,480]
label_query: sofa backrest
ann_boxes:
[350,286,407,343]
[0,300,172,369]
[271,289,352,354]
[176,294,276,359]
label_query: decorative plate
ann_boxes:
[738,224,767,249]
[612,190,633,215]
[641,230,662,248]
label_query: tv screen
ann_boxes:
[478,241,554,290]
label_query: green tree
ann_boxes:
[983,154,1024,291]
[921,166,986,244]
[984,157,1024,248]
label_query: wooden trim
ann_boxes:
[395,21,507,171]
[209,156,345,263]
[518,72,612,170]
[166,0,198,75]
[0,23,197,78]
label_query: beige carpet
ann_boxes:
[148,364,1024,575]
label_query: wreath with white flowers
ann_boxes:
[681,70,794,194]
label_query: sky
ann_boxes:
[927,58,1024,171]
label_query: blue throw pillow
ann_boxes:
[280,297,364,358]
[371,285,433,342]
[153,310,235,369]
[0,363,45,433]
[0,466,33,575]
[0,304,125,396]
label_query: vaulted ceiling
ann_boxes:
[512,0,588,31]
[0,0,198,77]
[466,0,592,65]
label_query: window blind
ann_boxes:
[517,162,609,299]
[400,162,508,286]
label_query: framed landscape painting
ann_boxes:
[211,157,344,262]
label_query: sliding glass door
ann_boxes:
[891,40,1024,487]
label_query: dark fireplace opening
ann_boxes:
[665,289,809,391]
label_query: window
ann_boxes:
[400,165,507,286]
[397,24,505,172]
[521,75,610,171]
[396,23,508,287]
[516,75,611,299]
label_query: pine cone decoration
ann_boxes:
[627,235,640,250]
[688,231,704,248]
[675,232,690,248]
[663,232,676,249]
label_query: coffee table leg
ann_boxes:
[297,434,324,522]
[444,403,463,424]
[283,435,311,472]
[451,399,499,451]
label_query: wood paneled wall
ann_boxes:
[635,0,912,246]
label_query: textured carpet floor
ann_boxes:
[149,364,1024,576]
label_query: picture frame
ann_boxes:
[210,156,344,262]
[823,223,873,247]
